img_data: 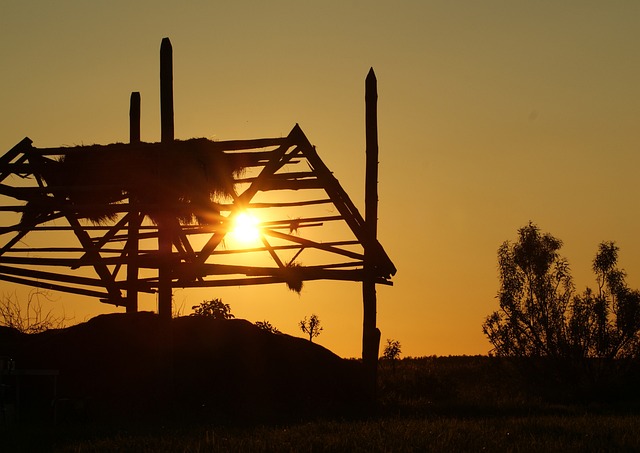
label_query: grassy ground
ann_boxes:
[31,413,638,452]
[5,356,640,452]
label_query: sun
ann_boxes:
[231,212,261,243]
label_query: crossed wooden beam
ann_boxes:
[0,125,395,309]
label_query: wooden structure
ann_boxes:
[0,39,395,379]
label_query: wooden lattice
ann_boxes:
[0,126,395,308]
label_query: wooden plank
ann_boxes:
[260,215,342,228]
[30,140,289,159]
[3,247,160,255]
[0,264,109,288]
[230,140,303,211]
[234,170,317,184]
[0,206,27,212]
[193,135,301,264]
[0,212,66,254]
[208,137,289,151]
[292,126,396,278]
[31,224,149,231]
[245,198,332,209]
[61,214,122,302]
[0,138,32,183]
[3,247,120,253]
[0,163,33,174]
[0,183,32,201]
[0,273,110,299]
[168,269,395,289]
[0,137,32,167]
[76,214,130,262]
[289,125,366,233]
[261,228,364,261]
[261,179,325,191]
[260,236,285,268]
[0,183,128,195]
[196,240,360,256]
[119,272,392,289]
[0,255,128,267]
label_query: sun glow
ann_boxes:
[231,212,261,244]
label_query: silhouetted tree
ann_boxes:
[382,339,402,361]
[483,222,573,358]
[190,298,234,319]
[567,242,640,360]
[299,314,323,342]
[255,320,281,334]
[483,223,640,360]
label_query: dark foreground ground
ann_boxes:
[3,314,640,452]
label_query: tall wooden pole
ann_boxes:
[160,38,174,143]
[158,38,174,319]
[126,92,141,313]
[363,67,381,397]
[129,91,141,144]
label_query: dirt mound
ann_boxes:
[1,313,366,422]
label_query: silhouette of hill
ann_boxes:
[1,313,365,422]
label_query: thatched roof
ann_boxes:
[25,138,249,225]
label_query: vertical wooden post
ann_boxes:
[363,68,381,397]
[129,92,141,144]
[160,38,174,143]
[158,37,174,320]
[126,92,141,313]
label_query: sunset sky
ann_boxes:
[2,1,639,357]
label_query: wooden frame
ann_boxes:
[0,39,395,392]
[0,127,395,306]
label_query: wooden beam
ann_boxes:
[245,198,332,209]
[261,228,364,261]
[0,264,109,288]
[30,137,289,157]
[170,270,367,288]
[0,212,66,254]
[193,138,303,264]
[290,125,366,237]
[0,206,27,212]
[260,179,324,191]
[62,214,121,299]
[0,138,32,183]
[75,214,130,264]
[0,256,128,266]
[291,124,395,279]
[193,240,360,256]
[0,273,110,299]
[259,215,341,228]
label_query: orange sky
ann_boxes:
[2,1,640,357]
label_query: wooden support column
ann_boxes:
[363,68,381,397]
[126,92,141,313]
[158,37,174,320]
[129,92,141,144]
